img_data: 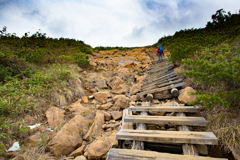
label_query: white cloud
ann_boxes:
[0,0,240,47]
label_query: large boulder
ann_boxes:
[93,91,111,101]
[92,111,105,136]
[87,133,118,159]
[69,141,87,157]
[178,87,197,104]
[93,79,108,89]
[117,68,130,78]
[24,132,41,147]
[100,103,113,110]
[45,115,87,158]
[113,95,129,109]
[108,76,129,94]
[110,111,122,120]
[66,102,88,115]
[102,111,111,121]
[46,107,65,128]
[130,95,140,102]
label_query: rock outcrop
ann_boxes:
[178,87,197,103]
[113,95,129,109]
[87,133,118,159]
[93,91,111,101]
[46,107,65,128]
[46,115,87,158]
[108,76,129,94]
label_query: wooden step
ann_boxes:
[117,129,218,145]
[141,79,183,91]
[138,82,186,96]
[124,115,207,126]
[129,105,199,112]
[108,148,226,160]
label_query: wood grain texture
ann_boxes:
[138,82,186,96]
[117,129,218,145]
[107,148,227,160]
[124,115,207,126]
[128,106,199,112]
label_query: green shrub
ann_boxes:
[182,43,240,109]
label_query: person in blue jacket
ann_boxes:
[156,45,164,63]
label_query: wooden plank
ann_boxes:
[107,148,227,160]
[144,72,176,84]
[174,102,199,156]
[138,82,186,96]
[121,109,133,129]
[117,129,218,145]
[128,106,199,112]
[124,115,207,126]
[143,75,179,88]
[146,69,173,80]
[142,76,179,89]
[132,95,152,150]
[150,64,174,73]
[141,79,182,91]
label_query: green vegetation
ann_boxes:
[154,9,240,149]
[154,9,240,63]
[0,28,91,153]
[94,46,136,51]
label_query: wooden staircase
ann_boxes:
[107,51,227,160]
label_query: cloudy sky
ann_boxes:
[0,0,240,47]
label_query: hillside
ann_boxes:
[0,8,239,160]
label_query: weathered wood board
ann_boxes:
[117,129,218,145]
[128,106,199,112]
[124,115,207,126]
[107,148,227,160]
[138,82,186,96]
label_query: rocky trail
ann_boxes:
[5,48,227,160]
[107,51,226,160]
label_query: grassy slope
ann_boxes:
[0,29,92,154]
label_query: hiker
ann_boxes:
[156,45,164,63]
[148,45,151,51]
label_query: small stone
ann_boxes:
[24,115,35,125]
[102,111,111,121]
[160,127,165,130]
[152,99,160,104]
[129,101,135,106]
[109,120,115,124]
[196,144,208,155]
[91,99,97,104]
[102,124,107,129]
[167,128,176,131]
[96,105,100,109]
[106,128,112,132]
[102,99,107,104]
[100,103,113,110]
[74,155,87,160]
[82,96,88,103]
[84,151,88,157]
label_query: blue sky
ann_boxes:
[0,0,240,47]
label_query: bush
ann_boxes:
[182,43,240,109]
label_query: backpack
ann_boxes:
[158,45,163,54]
